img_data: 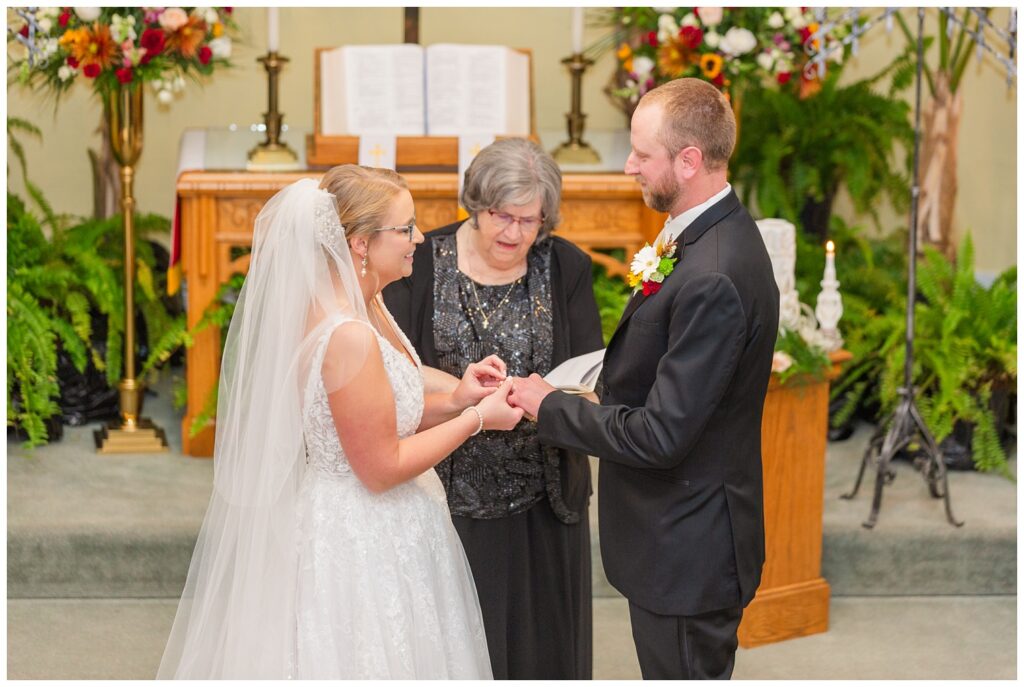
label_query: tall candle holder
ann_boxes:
[247,51,300,170]
[551,53,601,165]
[814,240,844,352]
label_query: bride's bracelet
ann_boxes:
[460,406,484,437]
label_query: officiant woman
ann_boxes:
[383,138,602,679]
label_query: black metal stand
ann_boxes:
[841,8,963,529]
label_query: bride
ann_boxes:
[157,167,522,679]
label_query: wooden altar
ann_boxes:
[176,170,665,456]
[737,350,851,648]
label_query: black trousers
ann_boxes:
[628,600,743,680]
[453,498,592,680]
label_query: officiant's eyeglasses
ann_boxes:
[375,222,417,241]
[487,210,544,233]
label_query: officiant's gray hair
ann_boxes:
[461,138,562,240]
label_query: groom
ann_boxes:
[509,78,779,680]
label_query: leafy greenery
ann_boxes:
[6,119,186,446]
[591,263,632,345]
[773,328,831,386]
[731,51,915,236]
[825,227,1015,478]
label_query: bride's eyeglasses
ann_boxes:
[375,221,417,242]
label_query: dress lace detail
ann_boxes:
[294,306,491,679]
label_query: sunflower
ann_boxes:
[166,14,207,59]
[699,53,723,80]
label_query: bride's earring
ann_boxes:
[360,254,368,278]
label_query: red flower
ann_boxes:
[198,45,213,65]
[115,67,133,84]
[647,31,658,46]
[680,25,703,50]
[82,63,101,78]
[712,71,726,87]
[139,28,165,64]
[798,26,812,44]
[18,25,28,37]
[66,56,79,68]
[223,7,233,14]
[776,72,792,85]
[642,280,662,297]
[58,11,70,27]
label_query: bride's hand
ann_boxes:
[452,355,507,410]
[475,377,524,431]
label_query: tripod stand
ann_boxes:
[840,8,963,529]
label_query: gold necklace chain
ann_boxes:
[468,275,522,330]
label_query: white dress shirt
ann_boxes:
[655,183,733,248]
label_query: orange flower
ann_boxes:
[806,22,821,51]
[166,14,207,59]
[212,22,224,38]
[617,42,632,61]
[799,73,822,100]
[64,23,117,71]
[699,53,723,79]
[657,39,689,79]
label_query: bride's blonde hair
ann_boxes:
[319,165,409,241]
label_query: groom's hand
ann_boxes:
[508,374,556,421]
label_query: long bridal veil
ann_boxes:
[157,178,371,678]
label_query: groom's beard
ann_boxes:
[642,171,681,214]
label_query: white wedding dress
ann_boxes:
[293,312,492,679]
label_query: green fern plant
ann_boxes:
[731,49,916,238]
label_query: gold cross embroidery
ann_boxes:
[370,144,385,167]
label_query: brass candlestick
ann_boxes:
[551,53,601,164]
[247,52,299,170]
[95,84,169,454]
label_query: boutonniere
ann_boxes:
[627,238,678,296]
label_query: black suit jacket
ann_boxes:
[537,190,780,616]
[383,221,604,516]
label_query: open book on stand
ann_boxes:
[543,348,605,395]
[318,43,531,136]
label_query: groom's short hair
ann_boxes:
[638,78,736,172]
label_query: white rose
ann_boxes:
[74,7,101,22]
[204,8,219,25]
[772,351,793,373]
[173,74,186,92]
[696,7,723,27]
[208,37,232,60]
[630,245,662,282]
[775,58,794,74]
[657,13,679,43]
[768,11,785,29]
[828,40,843,65]
[719,27,757,56]
[58,64,75,81]
[704,31,720,49]
[652,7,678,12]
[680,12,700,28]
[157,89,174,105]
[38,17,52,33]
[160,7,189,31]
[790,14,807,30]
[770,47,782,60]
[631,55,655,78]
[784,7,803,22]
[757,52,774,71]
[38,7,60,21]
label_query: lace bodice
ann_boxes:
[303,313,424,478]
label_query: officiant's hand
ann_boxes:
[476,377,524,431]
[507,374,556,421]
[452,354,508,410]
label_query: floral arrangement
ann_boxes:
[627,238,678,297]
[610,7,853,107]
[8,7,236,102]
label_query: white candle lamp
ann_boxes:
[815,240,844,351]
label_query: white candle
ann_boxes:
[267,7,279,53]
[824,240,836,283]
[571,7,584,55]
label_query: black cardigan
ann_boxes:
[382,221,604,516]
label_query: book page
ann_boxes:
[321,45,425,136]
[543,348,606,393]
[427,44,518,136]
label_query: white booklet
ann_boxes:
[319,43,530,137]
[543,348,605,394]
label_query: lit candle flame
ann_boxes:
[826,240,835,253]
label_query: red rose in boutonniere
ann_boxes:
[627,237,678,296]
